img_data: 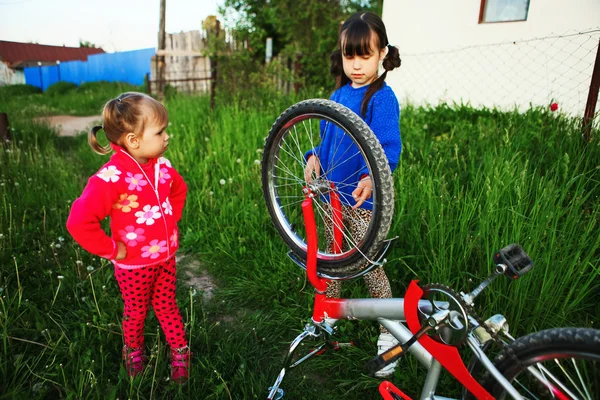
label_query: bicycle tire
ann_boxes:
[261,99,394,277]
[480,327,600,399]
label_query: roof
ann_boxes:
[0,41,105,69]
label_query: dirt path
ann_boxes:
[37,115,102,137]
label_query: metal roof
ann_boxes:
[0,41,105,68]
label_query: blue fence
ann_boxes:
[24,48,155,91]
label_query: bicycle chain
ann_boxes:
[420,283,527,385]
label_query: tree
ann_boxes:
[78,40,97,48]
[221,0,382,88]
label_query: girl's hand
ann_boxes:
[304,155,321,182]
[352,176,372,209]
[116,241,127,260]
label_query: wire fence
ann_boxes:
[394,28,600,123]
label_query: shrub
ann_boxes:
[45,81,78,96]
[0,84,42,97]
[77,81,138,93]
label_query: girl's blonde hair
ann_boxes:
[88,92,168,155]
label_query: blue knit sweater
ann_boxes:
[307,82,402,210]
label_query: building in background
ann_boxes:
[382,0,600,116]
[0,41,104,86]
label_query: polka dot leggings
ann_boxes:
[114,257,188,349]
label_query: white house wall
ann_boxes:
[382,0,600,115]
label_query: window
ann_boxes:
[479,0,530,23]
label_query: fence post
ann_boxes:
[146,73,151,96]
[581,37,600,144]
[210,19,220,110]
[157,0,166,100]
[37,62,43,91]
[0,113,11,143]
[293,52,302,93]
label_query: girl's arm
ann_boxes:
[66,177,121,260]
[169,168,188,223]
[357,89,402,180]
[368,90,402,172]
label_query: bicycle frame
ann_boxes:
[267,196,505,400]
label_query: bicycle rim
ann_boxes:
[484,328,600,400]
[261,99,394,277]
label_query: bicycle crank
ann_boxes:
[418,284,470,346]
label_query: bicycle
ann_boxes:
[261,99,600,400]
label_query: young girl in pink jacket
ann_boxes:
[66,92,190,382]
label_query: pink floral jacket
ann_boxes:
[67,144,187,269]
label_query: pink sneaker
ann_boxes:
[170,346,191,384]
[122,346,147,377]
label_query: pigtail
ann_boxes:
[383,45,401,71]
[360,45,401,116]
[88,125,111,155]
[330,49,350,90]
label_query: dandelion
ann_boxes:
[86,266,94,271]
[256,148,263,153]
[14,182,19,187]
[54,243,62,249]
[254,159,260,165]
[204,137,209,141]
[76,260,83,266]
[57,275,64,280]
[423,124,428,129]
[0,234,3,239]
[28,178,32,182]
[236,158,241,163]
[213,151,216,156]
[219,179,226,185]
[228,178,233,183]
[209,191,214,196]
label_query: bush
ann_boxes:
[0,84,42,97]
[45,81,78,96]
[77,81,138,93]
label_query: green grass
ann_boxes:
[0,84,599,399]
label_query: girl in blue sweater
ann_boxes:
[304,11,402,378]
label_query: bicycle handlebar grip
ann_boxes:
[494,243,534,280]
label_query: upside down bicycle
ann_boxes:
[261,99,599,400]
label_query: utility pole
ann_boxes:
[157,0,166,100]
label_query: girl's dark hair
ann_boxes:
[88,92,168,155]
[330,12,401,116]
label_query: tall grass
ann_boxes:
[0,86,598,399]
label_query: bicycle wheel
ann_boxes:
[480,327,600,399]
[262,99,394,277]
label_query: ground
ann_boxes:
[37,115,101,136]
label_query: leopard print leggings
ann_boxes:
[324,204,393,334]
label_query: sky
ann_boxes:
[1,0,220,53]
